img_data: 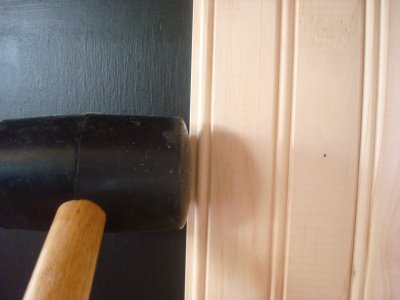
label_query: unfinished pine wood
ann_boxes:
[206,0,277,299]
[270,0,295,299]
[206,1,279,298]
[186,0,280,299]
[365,0,400,298]
[185,0,215,299]
[350,0,384,299]
[24,200,106,300]
[187,0,399,299]
[284,1,364,299]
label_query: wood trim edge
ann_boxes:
[185,1,215,299]
[350,0,389,299]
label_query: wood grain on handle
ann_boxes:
[24,200,106,300]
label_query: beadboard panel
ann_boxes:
[285,1,364,299]
[205,0,279,298]
[186,0,399,299]
[364,0,400,298]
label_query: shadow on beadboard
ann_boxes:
[193,127,269,294]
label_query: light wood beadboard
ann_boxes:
[186,0,400,299]
[364,0,400,298]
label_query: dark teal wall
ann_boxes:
[0,1,192,299]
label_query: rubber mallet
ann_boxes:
[0,114,190,299]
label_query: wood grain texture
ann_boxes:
[187,0,400,299]
[24,200,105,300]
[284,1,364,299]
[186,0,400,300]
[206,0,278,298]
[270,0,295,299]
[186,0,279,299]
[184,0,214,299]
[350,0,383,299]
[365,0,400,298]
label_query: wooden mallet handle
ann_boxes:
[24,200,106,300]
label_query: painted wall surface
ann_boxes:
[0,1,192,299]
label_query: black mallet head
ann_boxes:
[0,114,190,232]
